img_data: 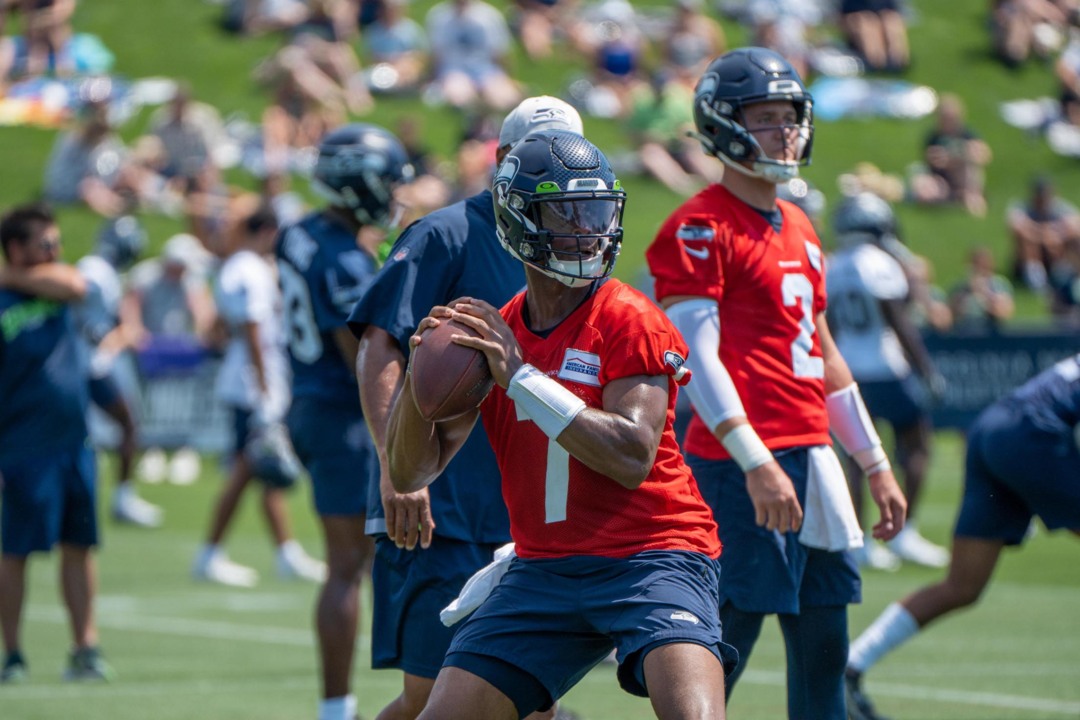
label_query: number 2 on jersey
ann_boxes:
[516,405,569,523]
[781,272,824,379]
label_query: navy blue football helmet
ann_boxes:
[692,47,814,183]
[492,130,625,288]
[833,192,898,248]
[94,215,146,272]
[311,123,415,228]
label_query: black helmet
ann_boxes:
[833,192,898,248]
[311,123,415,228]
[492,130,625,287]
[692,47,813,183]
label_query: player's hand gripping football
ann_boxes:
[434,297,524,390]
[745,462,803,534]
[867,467,906,541]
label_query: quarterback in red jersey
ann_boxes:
[388,130,735,720]
[646,48,906,720]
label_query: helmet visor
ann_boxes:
[536,198,623,238]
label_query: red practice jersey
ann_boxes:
[646,184,831,461]
[481,279,721,560]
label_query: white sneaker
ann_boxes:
[276,545,327,583]
[112,487,164,528]
[193,550,259,588]
[168,447,201,486]
[851,540,901,572]
[137,448,167,484]
[888,526,950,568]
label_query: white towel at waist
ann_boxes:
[440,542,517,627]
[798,445,864,552]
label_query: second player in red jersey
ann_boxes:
[648,183,830,461]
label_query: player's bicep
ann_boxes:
[600,374,669,440]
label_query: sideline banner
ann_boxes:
[926,330,1079,430]
[89,352,232,454]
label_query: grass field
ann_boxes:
[3,433,1078,720]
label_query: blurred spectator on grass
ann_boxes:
[425,0,521,111]
[909,94,992,217]
[43,99,171,218]
[510,0,568,61]
[626,73,723,196]
[1056,21,1080,126]
[566,0,647,118]
[990,0,1070,68]
[837,0,910,73]
[148,84,222,183]
[948,245,1015,332]
[0,0,77,82]
[1006,175,1080,291]
[393,114,452,223]
[661,0,724,85]
[361,0,428,94]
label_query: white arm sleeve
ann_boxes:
[665,299,747,432]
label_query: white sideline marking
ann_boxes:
[0,676,313,700]
[739,669,1080,715]
[25,607,1080,714]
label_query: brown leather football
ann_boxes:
[409,318,494,422]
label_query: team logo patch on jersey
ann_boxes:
[558,349,602,387]
[676,223,715,261]
[669,610,700,624]
[663,350,690,384]
[392,247,409,262]
[804,241,822,272]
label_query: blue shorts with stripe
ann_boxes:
[687,447,861,615]
[1,444,98,557]
[956,402,1080,545]
[287,396,376,517]
[445,550,737,706]
[371,536,501,678]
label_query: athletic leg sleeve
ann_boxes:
[718,601,765,700]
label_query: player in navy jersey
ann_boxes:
[845,352,1080,720]
[276,123,415,720]
[0,203,113,683]
[348,96,583,720]
[386,130,734,720]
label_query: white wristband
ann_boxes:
[507,364,586,440]
[720,424,773,472]
[827,383,891,475]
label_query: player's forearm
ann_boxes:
[356,327,407,462]
[386,374,450,492]
[0,262,86,301]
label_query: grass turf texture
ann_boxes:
[1,0,1079,323]
[3,433,1079,719]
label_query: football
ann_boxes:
[409,318,494,422]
